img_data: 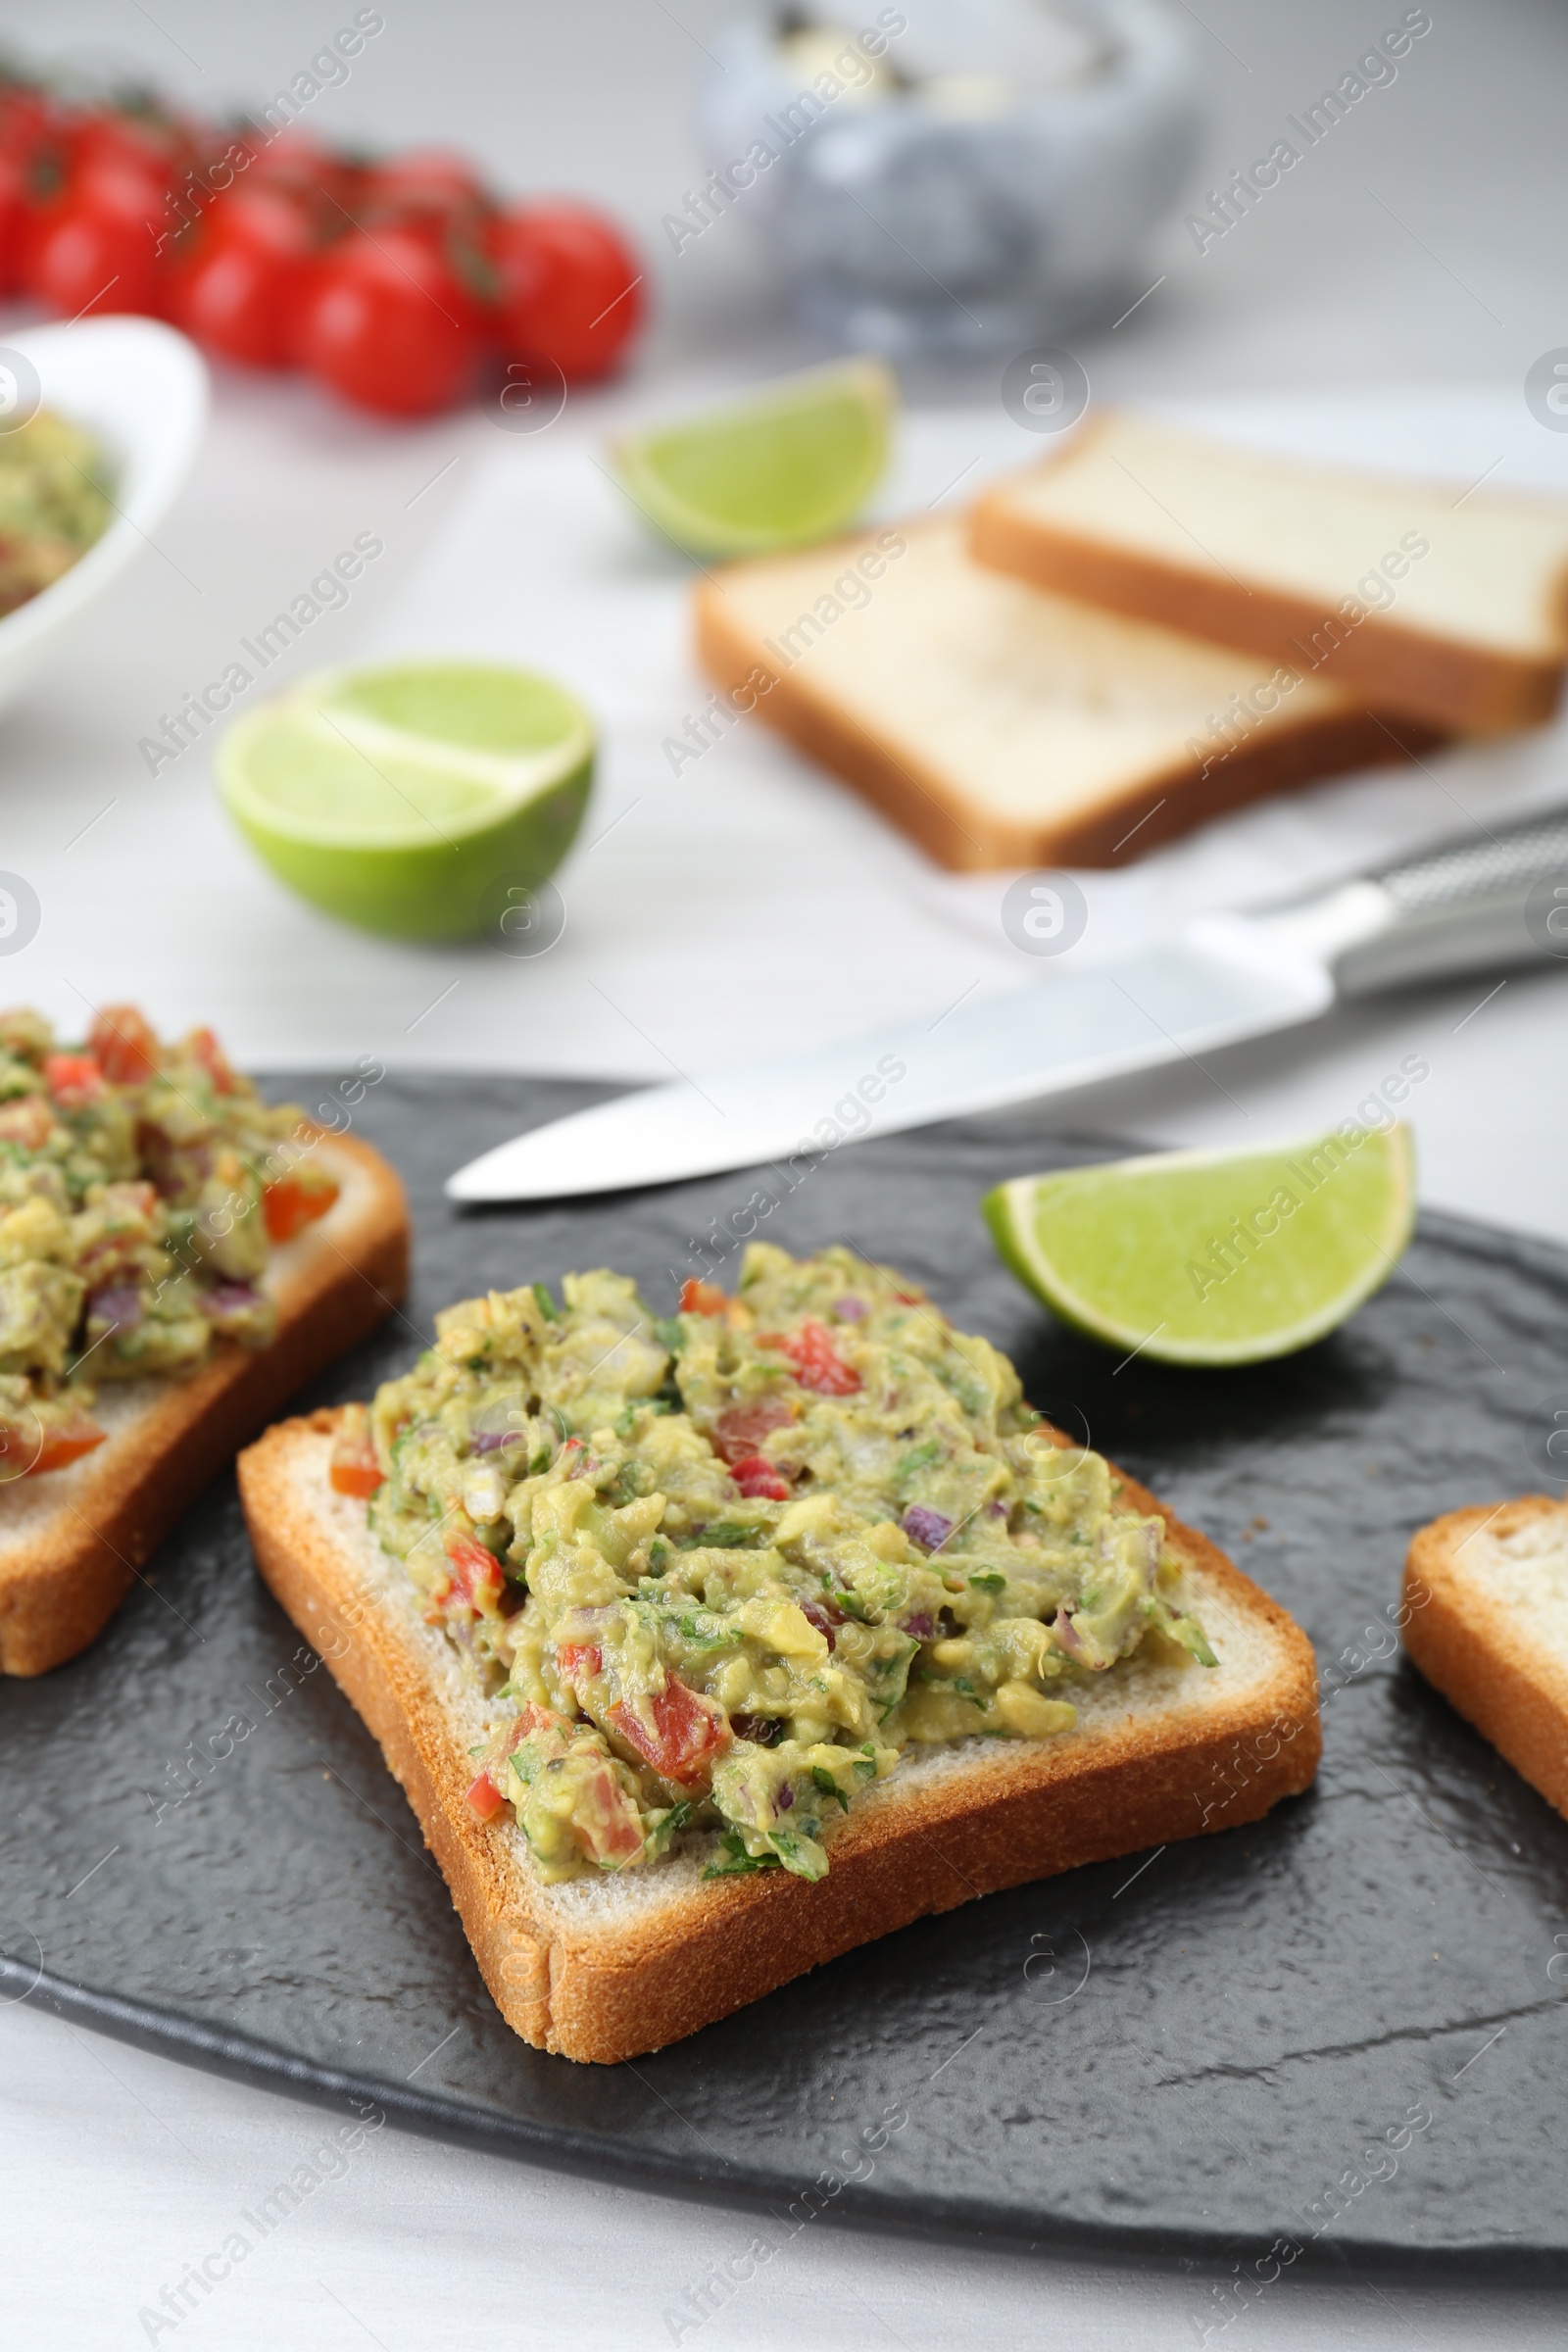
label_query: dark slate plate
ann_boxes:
[4,1072,1568,2282]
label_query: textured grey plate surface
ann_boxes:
[3,1073,1567,2279]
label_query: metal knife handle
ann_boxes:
[1256,803,1568,997]
[1376,806,1568,908]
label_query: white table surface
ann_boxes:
[3,2,1567,2343]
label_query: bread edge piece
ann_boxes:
[1403,1494,1568,1819]
[240,1408,1321,2064]
[693,543,1443,873]
[969,417,1568,736]
[0,1133,409,1678]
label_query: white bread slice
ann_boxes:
[1404,1495,1568,1817]
[694,514,1439,872]
[970,412,1568,736]
[0,1134,408,1677]
[239,1408,1321,2065]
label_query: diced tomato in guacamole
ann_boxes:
[263,1167,340,1243]
[89,1005,160,1087]
[328,1405,383,1498]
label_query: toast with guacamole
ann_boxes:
[1403,1496,1568,1821]
[239,1244,1319,2063]
[0,1004,408,1675]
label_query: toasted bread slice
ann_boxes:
[239,1408,1321,2064]
[694,514,1439,871]
[0,1135,408,1677]
[1404,1495,1568,1817]
[970,412,1568,736]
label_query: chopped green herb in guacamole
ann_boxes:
[355,1246,1215,1886]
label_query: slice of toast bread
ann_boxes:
[0,1134,408,1677]
[694,514,1440,871]
[1404,1494,1568,1818]
[239,1408,1321,2065]
[970,412,1568,736]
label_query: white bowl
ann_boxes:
[0,316,208,714]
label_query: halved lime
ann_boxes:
[611,359,896,558]
[984,1128,1416,1367]
[216,661,594,942]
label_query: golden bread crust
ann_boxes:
[693,552,1442,873]
[1404,1495,1568,1818]
[969,416,1566,736]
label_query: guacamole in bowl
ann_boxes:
[0,409,113,619]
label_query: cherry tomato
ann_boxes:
[0,149,29,295]
[69,102,196,274]
[14,115,79,296]
[241,130,364,224]
[69,100,195,188]
[0,79,54,159]
[490,202,644,383]
[88,1004,160,1086]
[294,224,485,416]
[31,164,166,318]
[360,147,492,227]
[168,187,315,368]
[0,83,53,294]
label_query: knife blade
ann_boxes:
[446,804,1568,1202]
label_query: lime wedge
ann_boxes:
[984,1128,1416,1367]
[611,360,896,557]
[216,661,594,941]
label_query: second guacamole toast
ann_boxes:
[0,1004,412,1677]
[239,1250,1319,2065]
[0,1131,409,1678]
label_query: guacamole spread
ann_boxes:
[0,1004,338,1477]
[351,1245,1215,1886]
[0,410,113,618]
